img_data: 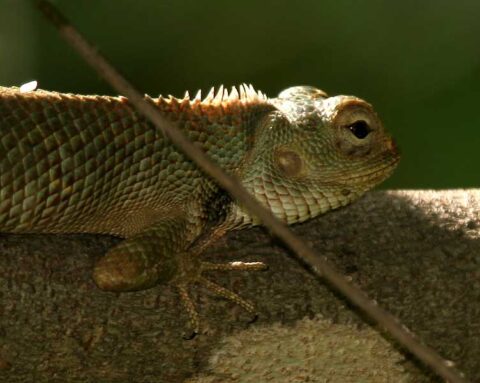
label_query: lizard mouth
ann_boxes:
[345,133,400,182]
[348,136,401,185]
[352,155,400,185]
[320,153,400,189]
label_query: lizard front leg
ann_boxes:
[92,216,266,335]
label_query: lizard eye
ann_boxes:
[347,120,371,139]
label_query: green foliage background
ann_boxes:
[1,0,479,189]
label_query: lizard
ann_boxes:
[0,83,400,334]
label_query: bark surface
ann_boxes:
[1,190,479,382]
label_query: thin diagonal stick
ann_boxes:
[34,1,469,382]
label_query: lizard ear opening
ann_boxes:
[274,147,304,177]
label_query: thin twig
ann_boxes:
[34,1,468,382]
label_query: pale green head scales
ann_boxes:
[234,85,400,225]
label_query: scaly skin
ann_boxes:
[0,84,399,332]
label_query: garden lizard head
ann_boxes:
[235,85,400,225]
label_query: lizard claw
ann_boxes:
[176,283,200,337]
[197,276,256,313]
[182,329,198,341]
[174,259,267,336]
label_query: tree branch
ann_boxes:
[1,190,479,381]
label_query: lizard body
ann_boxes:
[0,84,399,331]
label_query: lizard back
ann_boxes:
[0,86,270,237]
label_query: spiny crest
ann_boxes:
[159,84,268,106]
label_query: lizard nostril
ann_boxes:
[386,137,400,155]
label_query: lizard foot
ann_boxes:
[174,260,267,337]
[91,226,267,337]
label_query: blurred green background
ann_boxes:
[0,0,479,189]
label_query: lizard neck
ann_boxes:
[226,183,364,229]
